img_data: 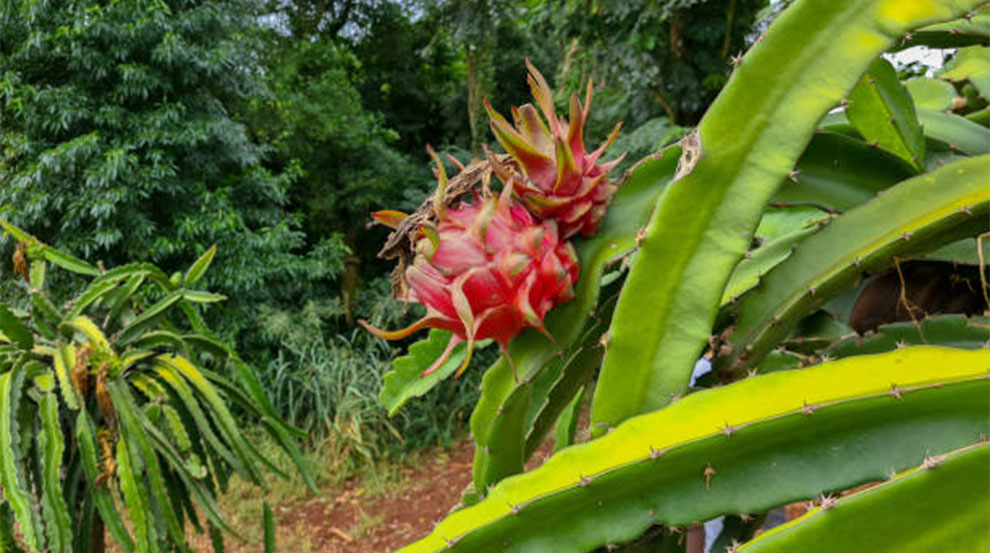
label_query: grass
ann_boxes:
[179,284,496,550]
[250,287,490,470]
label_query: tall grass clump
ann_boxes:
[251,279,484,478]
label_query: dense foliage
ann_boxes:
[1,0,767,448]
[0,0,315,303]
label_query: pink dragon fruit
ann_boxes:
[486,60,624,239]
[360,150,580,377]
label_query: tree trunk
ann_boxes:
[463,0,494,155]
[466,43,481,153]
[90,515,104,553]
[340,227,361,327]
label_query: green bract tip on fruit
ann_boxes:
[486,60,625,239]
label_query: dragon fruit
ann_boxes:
[360,150,580,377]
[485,60,624,239]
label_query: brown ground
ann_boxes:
[103,438,555,553]
[281,439,555,553]
[284,439,477,553]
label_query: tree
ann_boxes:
[0,0,324,327]
[248,2,433,326]
[549,0,769,127]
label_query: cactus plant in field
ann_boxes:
[0,222,313,553]
[364,0,990,551]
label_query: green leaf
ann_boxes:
[132,399,239,539]
[924,236,990,265]
[229,358,307,439]
[183,245,216,287]
[40,246,99,277]
[897,6,990,49]
[181,290,227,303]
[129,331,187,353]
[69,315,112,352]
[904,77,957,111]
[31,292,62,331]
[0,220,99,276]
[523,292,618,459]
[827,315,990,358]
[0,219,31,242]
[108,382,187,548]
[75,411,134,552]
[263,502,276,553]
[161,405,192,451]
[823,107,989,157]
[782,310,855,354]
[157,355,265,484]
[258,417,317,494]
[916,108,990,155]
[0,503,24,553]
[118,290,184,345]
[0,306,33,351]
[717,155,990,373]
[590,0,981,435]
[108,273,148,323]
[847,58,925,170]
[67,279,123,319]
[398,347,989,553]
[28,260,45,291]
[722,225,820,306]
[966,107,989,126]
[115,433,156,553]
[0,368,41,552]
[739,444,989,553]
[771,132,917,212]
[552,386,584,454]
[153,362,250,481]
[939,45,990,100]
[180,334,229,359]
[38,393,72,553]
[379,329,468,416]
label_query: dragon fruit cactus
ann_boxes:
[485,59,624,239]
[360,149,580,377]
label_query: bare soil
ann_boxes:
[284,439,477,553]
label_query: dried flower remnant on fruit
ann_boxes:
[486,60,624,239]
[361,149,579,377]
[373,152,515,297]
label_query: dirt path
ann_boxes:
[281,438,555,553]
[283,440,477,553]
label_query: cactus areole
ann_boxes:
[361,149,579,377]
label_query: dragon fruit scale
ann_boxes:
[360,149,580,378]
[485,59,624,239]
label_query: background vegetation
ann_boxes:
[3,1,987,552]
[1,0,766,463]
